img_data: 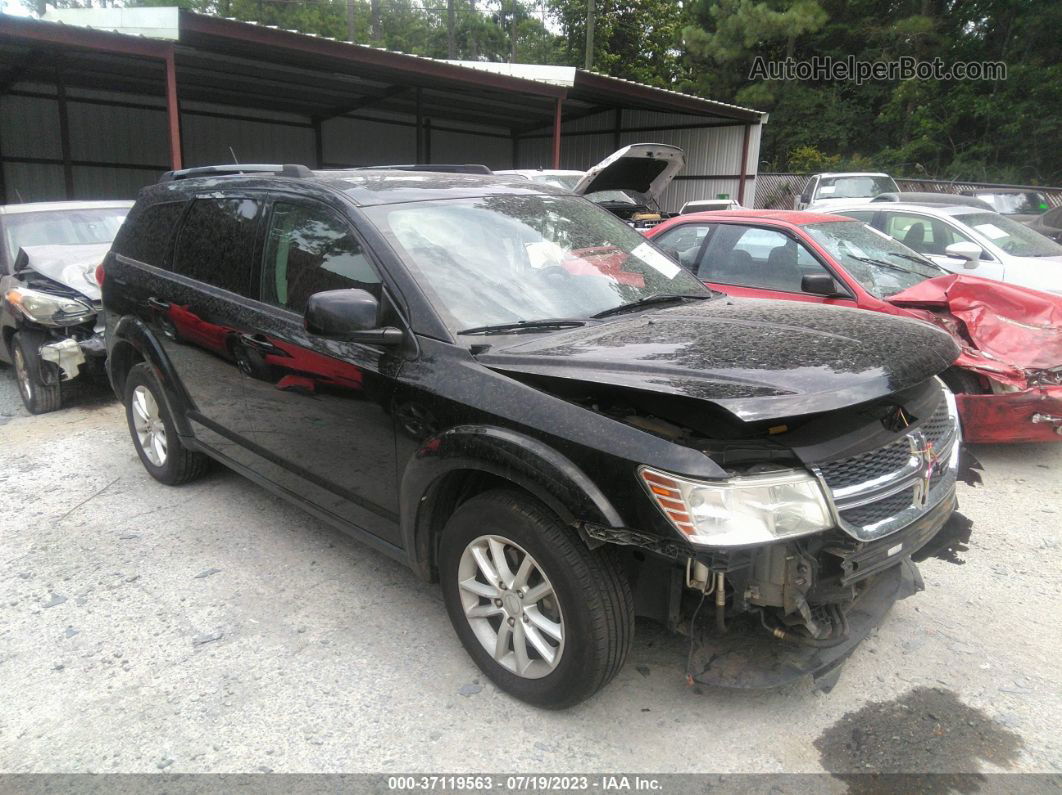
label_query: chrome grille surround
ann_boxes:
[812,387,961,542]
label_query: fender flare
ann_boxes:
[108,315,197,437]
[399,425,626,581]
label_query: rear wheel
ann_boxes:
[439,489,633,709]
[12,330,61,414]
[123,363,208,485]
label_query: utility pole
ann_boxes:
[584,0,596,71]
[447,0,456,59]
[346,0,356,43]
[371,0,382,42]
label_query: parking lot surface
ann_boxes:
[1,368,1060,776]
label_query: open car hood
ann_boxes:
[887,273,1062,371]
[16,243,109,302]
[573,144,685,203]
[477,298,958,423]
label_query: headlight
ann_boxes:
[5,288,95,326]
[639,466,833,547]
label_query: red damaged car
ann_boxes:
[647,210,1062,443]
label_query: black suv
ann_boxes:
[102,165,962,708]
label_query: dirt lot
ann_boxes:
[1,368,1060,777]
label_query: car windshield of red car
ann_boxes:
[804,220,944,299]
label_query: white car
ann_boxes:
[497,143,685,229]
[827,201,1062,294]
[797,172,899,211]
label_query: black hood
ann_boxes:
[477,299,959,423]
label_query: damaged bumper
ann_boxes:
[957,386,1062,443]
[38,329,106,382]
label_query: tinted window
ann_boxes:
[173,197,262,296]
[261,201,381,314]
[111,201,185,269]
[698,225,829,292]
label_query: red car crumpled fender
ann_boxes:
[888,274,1062,442]
[888,273,1062,371]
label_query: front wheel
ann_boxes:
[439,490,633,709]
[12,330,61,414]
[123,363,209,485]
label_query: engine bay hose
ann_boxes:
[761,604,850,648]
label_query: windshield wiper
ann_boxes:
[886,251,936,267]
[848,254,919,276]
[457,318,587,336]
[591,293,710,319]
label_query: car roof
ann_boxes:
[141,169,570,208]
[825,202,983,218]
[0,200,134,215]
[675,209,850,225]
[814,172,892,179]
[494,169,584,177]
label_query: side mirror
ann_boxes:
[943,241,983,266]
[801,273,845,297]
[304,289,403,345]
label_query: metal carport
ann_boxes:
[0,9,765,210]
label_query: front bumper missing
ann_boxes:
[38,332,105,382]
[687,488,954,690]
[957,386,1062,443]
[688,558,923,691]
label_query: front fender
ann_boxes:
[400,425,626,581]
[108,315,196,437]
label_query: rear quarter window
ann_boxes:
[111,201,187,269]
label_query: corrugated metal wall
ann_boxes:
[0,83,762,211]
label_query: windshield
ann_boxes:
[975,192,1050,216]
[804,220,944,298]
[364,195,708,333]
[529,174,582,191]
[817,176,898,200]
[961,211,1062,257]
[4,207,128,262]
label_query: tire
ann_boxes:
[123,362,209,485]
[940,366,988,395]
[11,330,61,414]
[439,489,634,709]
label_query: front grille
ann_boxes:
[813,393,959,541]
[840,487,915,526]
[819,440,911,490]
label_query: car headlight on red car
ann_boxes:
[5,287,95,327]
[639,466,833,547]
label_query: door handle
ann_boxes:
[146,297,170,311]
[239,333,278,353]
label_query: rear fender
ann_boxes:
[400,425,626,581]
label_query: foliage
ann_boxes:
[683,0,1062,184]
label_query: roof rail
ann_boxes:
[159,164,313,182]
[356,164,494,175]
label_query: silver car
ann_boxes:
[825,201,1062,295]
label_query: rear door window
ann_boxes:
[261,200,381,314]
[651,223,712,272]
[173,197,263,296]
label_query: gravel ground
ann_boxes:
[0,366,1060,777]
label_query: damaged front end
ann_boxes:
[888,273,1062,443]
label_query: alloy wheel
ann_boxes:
[131,384,168,467]
[457,534,565,679]
[12,345,33,402]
